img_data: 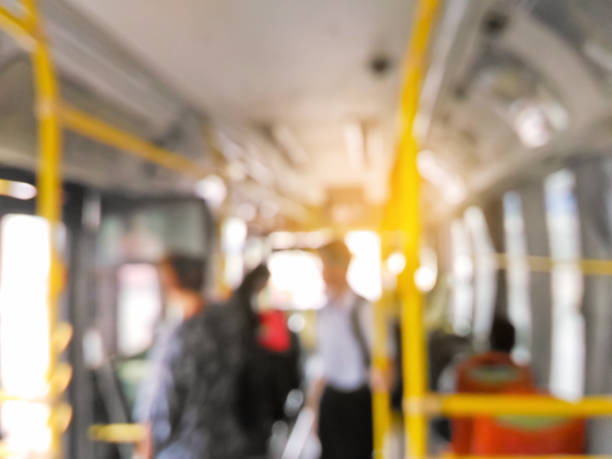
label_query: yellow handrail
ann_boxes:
[60,104,210,179]
[0,6,211,181]
[0,4,34,48]
[493,253,612,276]
[88,423,146,444]
[445,455,611,459]
[404,394,612,417]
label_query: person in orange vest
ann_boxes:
[450,315,534,454]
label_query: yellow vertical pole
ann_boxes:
[372,288,391,458]
[395,0,439,458]
[22,1,65,457]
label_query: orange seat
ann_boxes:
[451,352,535,454]
[472,412,586,455]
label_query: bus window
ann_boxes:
[97,199,211,266]
[546,169,585,401]
[0,215,55,454]
[116,263,162,357]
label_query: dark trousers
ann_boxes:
[318,385,373,459]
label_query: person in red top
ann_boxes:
[232,263,302,459]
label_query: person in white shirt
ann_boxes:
[307,240,391,459]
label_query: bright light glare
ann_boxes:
[2,402,50,452]
[345,231,382,301]
[386,252,406,275]
[268,251,325,309]
[415,266,436,292]
[415,247,438,292]
[417,150,466,204]
[0,215,52,454]
[0,179,37,200]
[222,218,247,252]
[513,104,550,148]
[195,175,226,209]
[454,255,473,278]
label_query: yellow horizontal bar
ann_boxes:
[495,253,612,276]
[0,391,46,404]
[0,5,35,48]
[60,104,209,179]
[406,394,612,417]
[89,423,146,443]
[445,455,612,459]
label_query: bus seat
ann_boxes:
[452,352,535,454]
[472,412,586,455]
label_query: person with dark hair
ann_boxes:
[232,263,271,342]
[307,239,392,459]
[231,263,302,458]
[448,315,534,454]
[135,252,249,459]
[490,315,516,354]
[158,253,206,319]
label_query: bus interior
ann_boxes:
[1,0,612,458]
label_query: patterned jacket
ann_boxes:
[146,301,247,458]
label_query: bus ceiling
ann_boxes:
[0,0,610,230]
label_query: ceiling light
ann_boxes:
[513,105,550,148]
[194,175,226,209]
[273,125,309,165]
[345,121,365,170]
[386,252,406,275]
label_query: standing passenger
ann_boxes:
[308,240,388,459]
[135,253,247,459]
[233,263,302,458]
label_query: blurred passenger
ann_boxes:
[307,240,390,459]
[450,315,534,455]
[489,314,516,354]
[232,263,302,458]
[440,315,519,394]
[135,253,248,459]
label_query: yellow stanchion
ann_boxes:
[391,0,440,457]
[20,0,66,457]
[372,293,392,459]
